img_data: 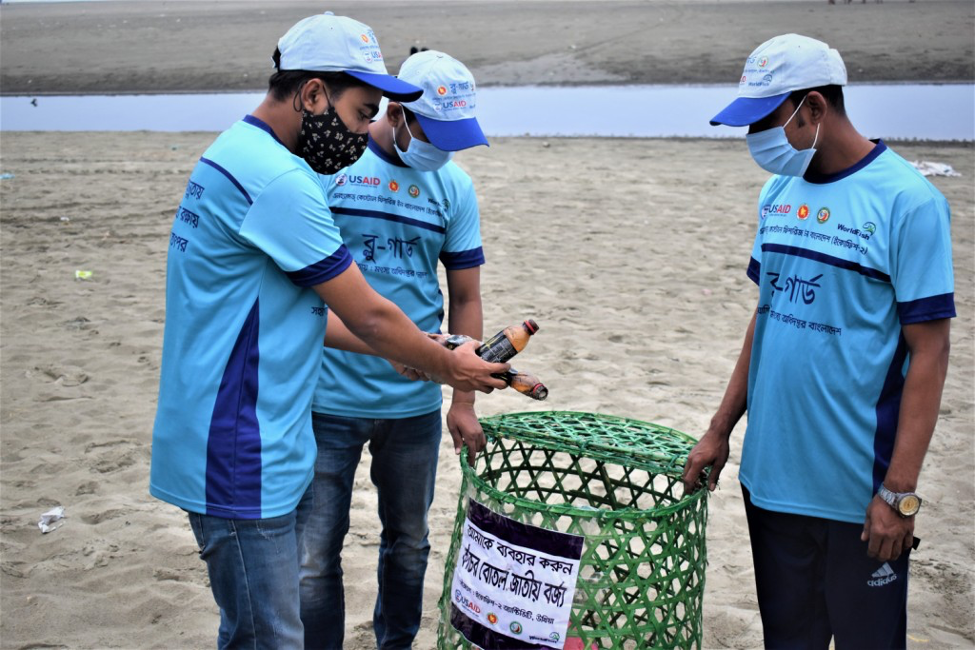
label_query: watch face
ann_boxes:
[898,494,920,516]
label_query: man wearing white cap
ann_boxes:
[150,16,507,649]
[682,34,954,647]
[297,50,489,649]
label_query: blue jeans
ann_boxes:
[187,487,312,650]
[297,409,442,650]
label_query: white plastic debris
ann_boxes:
[911,161,961,177]
[38,505,66,533]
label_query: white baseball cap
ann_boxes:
[398,50,488,151]
[710,34,847,127]
[277,12,422,102]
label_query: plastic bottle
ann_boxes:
[475,320,539,363]
[501,369,548,401]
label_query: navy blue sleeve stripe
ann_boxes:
[897,292,956,324]
[330,206,446,234]
[200,157,253,205]
[747,257,761,285]
[440,247,485,270]
[285,245,353,287]
[761,243,891,283]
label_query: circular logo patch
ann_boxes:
[437,85,448,96]
[509,622,523,635]
[797,204,809,220]
[487,613,498,625]
[817,207,830,223]
[388,180,399,192]
[408,184,420,198]
[360,34,370,43]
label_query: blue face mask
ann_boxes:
[746,96,820,177]
[393,109,454,172]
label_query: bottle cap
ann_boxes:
[524,319,539,334]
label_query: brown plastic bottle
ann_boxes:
[475,320,539,363]
[502,369,548,401]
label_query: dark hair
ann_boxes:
[789,85,846,116]
[267,47,370,102]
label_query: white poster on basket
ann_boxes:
[449,499,585,649]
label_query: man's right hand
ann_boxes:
[682,431,730,495]
[438,340,508,393]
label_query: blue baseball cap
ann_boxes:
[397,50,488,151]
[710,34,847,127]
[277,13,423,102]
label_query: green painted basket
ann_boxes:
[437,411,708,650]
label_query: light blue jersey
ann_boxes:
[740,142,955,524]
[312,138,484,418]
[150,116,352,519]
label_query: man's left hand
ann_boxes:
[447,401,485,466]
[861,496,915,562]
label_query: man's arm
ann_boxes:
[322,311,432,381]
[682,308,757,494]
[313,263,507,393]
[444,266,485,463]
[861,318,951,561]
[322,311,372,354]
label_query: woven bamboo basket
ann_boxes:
[437,411,708,650]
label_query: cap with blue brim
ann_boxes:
[710,34,847,127]
[277,12,423,103]
[398,50,488,151]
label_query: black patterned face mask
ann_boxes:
[298,106,369,175]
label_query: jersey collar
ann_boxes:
[242,114,286,148]
[803,140,887,185]
[367,135,410,168]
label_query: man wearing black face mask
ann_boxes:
[298,50,489,650]
[682,34,954,649]
[150,13,508,649]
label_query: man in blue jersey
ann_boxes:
[150,16,507,649]
[682,34,954,648]
[297,51,490,649]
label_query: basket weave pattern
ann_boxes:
[438,411,708,650]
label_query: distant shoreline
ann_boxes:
[3,78,976,99]
[1,1,973,94]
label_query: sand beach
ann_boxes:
[0,2,973,649]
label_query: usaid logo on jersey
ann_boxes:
[335,173,380,188]
[761,204,792,219]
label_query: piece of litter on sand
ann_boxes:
[38,505,66,533]
[0,173,15,180]
[74,270,93,280]
[59,216,71,222]
[911,161,961,177]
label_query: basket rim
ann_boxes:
[468,411,708,519]
[479,410,697,474]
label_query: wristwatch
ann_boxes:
[877,484,922,517]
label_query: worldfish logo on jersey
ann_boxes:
[837,223,874,241]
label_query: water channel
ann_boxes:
[1,84,973,140]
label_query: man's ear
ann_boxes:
[300,78,329,113]
[386,101,403,127]
[805,91,828,124]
